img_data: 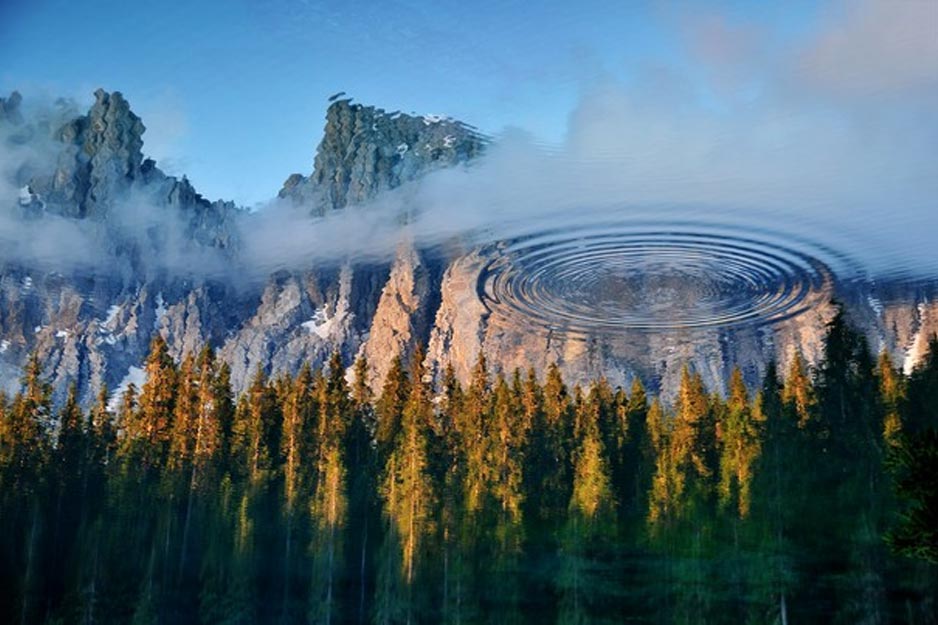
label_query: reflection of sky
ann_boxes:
[1,0,826,204]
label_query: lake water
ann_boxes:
[2,2,937,623]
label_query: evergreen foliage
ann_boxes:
[1,319,937,623]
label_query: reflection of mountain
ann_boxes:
[1,90,936,407]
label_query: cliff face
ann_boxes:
[47,89,145,219]
[279,98,486,213]
[419,248,938,400]
[0,90,934,410]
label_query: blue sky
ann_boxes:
[0,0,932,207]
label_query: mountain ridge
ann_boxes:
[1,89,935,411]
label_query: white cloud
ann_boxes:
[797,0,938,95]
[2,2,936,286]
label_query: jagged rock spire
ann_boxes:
[279,97,487,213]
[0,91,24,125]
[47,89,146,218]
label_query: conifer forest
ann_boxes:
[2,309,937,624]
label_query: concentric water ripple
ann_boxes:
[478,220,851,336]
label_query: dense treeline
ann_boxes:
[1,309,937,624]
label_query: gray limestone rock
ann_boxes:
[40,89,145,218]
[279,98,487,214]
[0,88,935,418]
[0,91,24,125]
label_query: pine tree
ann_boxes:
[129,336,178,469]
[907,334,938,434]
[436,362,467,624]
[375,356,409,465]
[886,428,938,564]
[621,377,650,522]
[167,352,198,476]
[559,382,617,624]
[118,381,139,423]
[748,360,795,625]
[568,385,616,532]
[587,378,625,511]
[461,352,491,516]
[56,383,85,467]
[170,347,227,596]
[647,399,679,530]
[55,383,87,509]
[0,391,9,495]
[1,356,53,625]
[717,368,761,518]
[192,346,225,487]
[21,353,54,434]
[892,336,938,562]
[482,371,528,625]
[350,355,375,442]
[528,362,572,524]
[816,307,877,441]
[782,352,815,429]
[815,306,885,622]
[282,363,315,512]
[233,367,279,483]
[347,355,377,625]
[490,373,527,532]
[222,367,280,622]
[309,352,350,625]
[878,351,905,449]
[89,383,116,468]
[663,367,718,623]
[380,345,436,605]
[213,362,236,475]
[277,362,315,622]
[671,366,716,508]
[78,383,113,625]
[2,354,51,495]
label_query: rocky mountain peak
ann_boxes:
[43,89,146,218]
[0,91,24,125]
[2,89,935,412]
[279,97,487,213]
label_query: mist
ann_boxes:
[0,93,234,283]
[2,0,937,286]
[242,0,938,283]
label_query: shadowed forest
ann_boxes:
[1,308,937,624]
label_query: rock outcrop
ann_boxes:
[357,242,436,389]
[1,89,935,412]
[279,98,487,213]
[0,91,23,125]
[46,89,145,218]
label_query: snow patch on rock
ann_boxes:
[94,304,122,346]
[154,292,167,329]
[302,269,351,341]
[108,366,145,412]
[105,304,121,325]
[903,302,929,375]
[302,306,335,339]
